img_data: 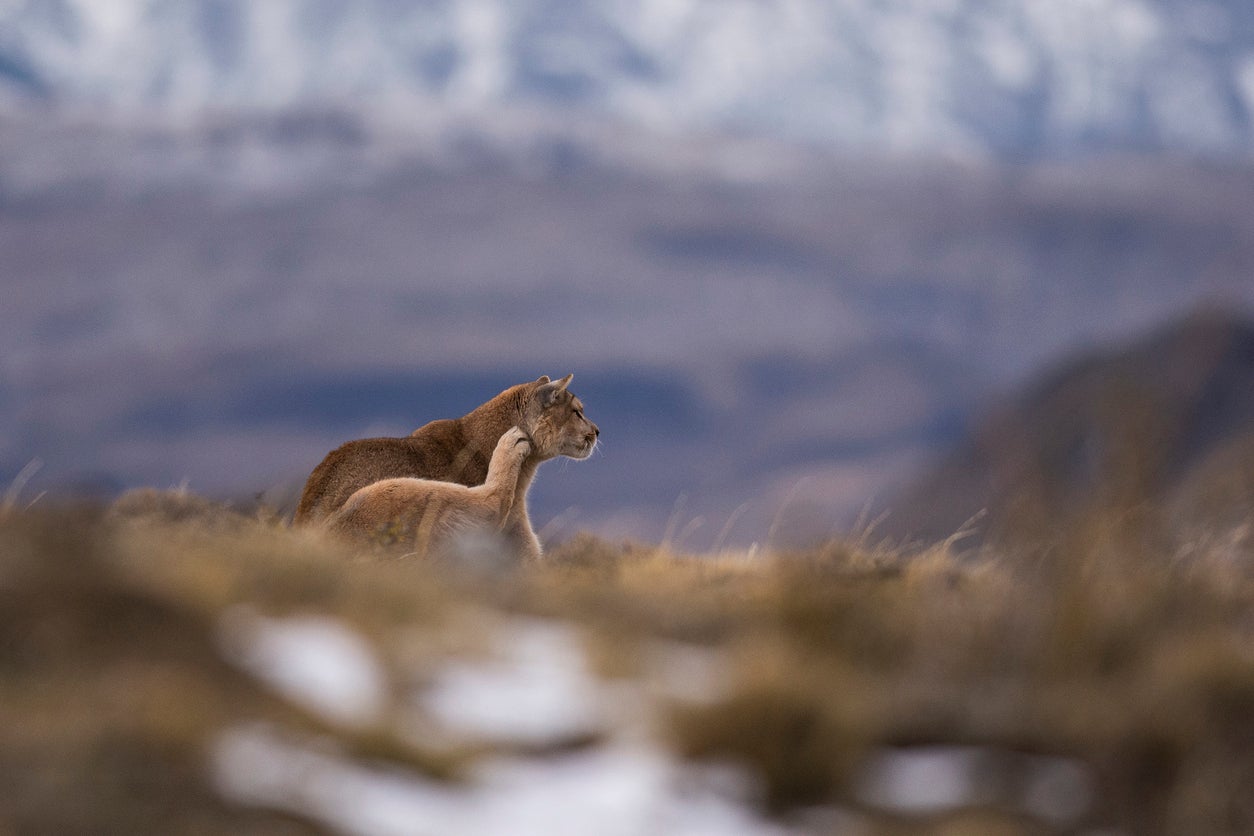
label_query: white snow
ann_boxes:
[3,0,1250,156]
[973,16,1038,92]
[212,724,792,836]
[208,608,788,834]
[212,724,466,836]
[1235,54,1254,125]
[449,0,509,107]
[853,744,1094,823]
[854,745,988,813]
[466,745,787,836]
[417,616,610,744]
[217,607,388,728]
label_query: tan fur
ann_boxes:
[294,374,598,560]
[324,426,533,556]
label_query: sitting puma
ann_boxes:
[325,426,533,557]
[294,374,598,560]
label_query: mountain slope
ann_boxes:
[889,311,1254,548]
[4,0,1254,157]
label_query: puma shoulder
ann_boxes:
[293,375,594,525]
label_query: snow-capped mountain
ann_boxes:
[3,0,1254,158]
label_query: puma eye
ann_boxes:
[573,409,583,419]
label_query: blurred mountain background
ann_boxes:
[4,0,1254,547]
[7,0,1254,155]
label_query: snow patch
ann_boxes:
[4,0,1254,156]
[212,724,465,836]
[974,17,1037,91]
[450,0,509,107]
[856,745,987,813]
[217,607,387,728]
[417,616,609,744]
[1236,55,1254,121]
[854,745,1094,824]
[212,724,792,836]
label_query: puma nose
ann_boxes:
[590,423,600,438]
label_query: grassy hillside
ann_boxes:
[3,492,1253,834]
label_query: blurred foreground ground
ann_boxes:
[3,495,1253,835]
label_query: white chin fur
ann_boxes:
[566,441,594,459]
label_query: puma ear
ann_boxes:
[536,373,573,407]
[534,375,550,385]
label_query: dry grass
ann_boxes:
[2,491,1253,834]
